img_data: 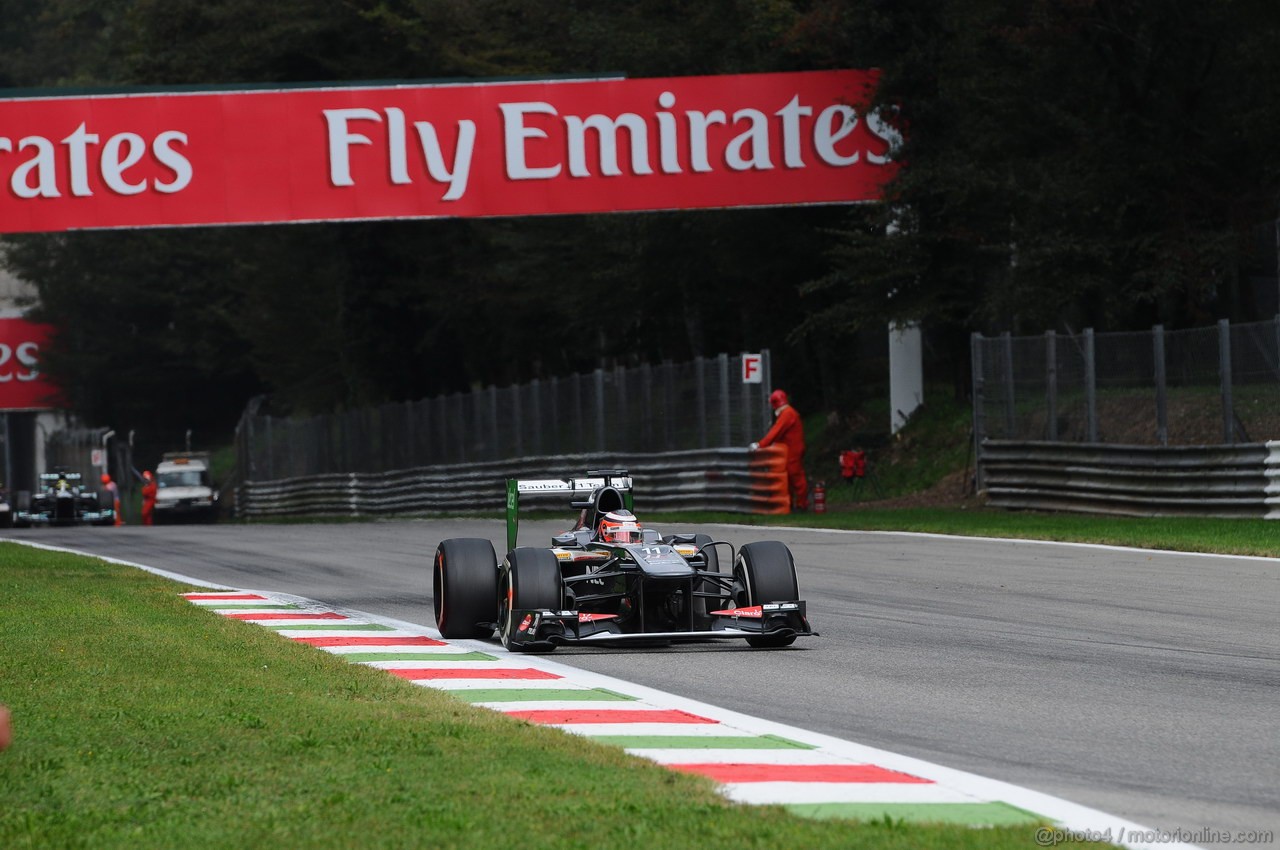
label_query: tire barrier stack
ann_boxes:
[238,446,790,520]
[980,439,1280,518]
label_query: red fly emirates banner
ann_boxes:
[0,70,897,233]
[0,317,58,410]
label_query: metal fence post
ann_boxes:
[530,378,542,457]
[265,415,274,481]
[762,347,773,424]
[594,368,606,452]
[1219,318,1234,444]
[1153,324,1168,446]
[488,386,499,462]
[739,354,753,444]
[970,332,986,490]
[1001,332,1015,437]
[641,364,654,451]
[696,357,708,449]
[572,372,584,451]
[1084,328,1098,442]
[1045,330,1057,441]
[718,352,731,447]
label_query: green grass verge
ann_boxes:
[648,508,1280,558]
[0,544,1074,850]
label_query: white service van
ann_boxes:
[154,452,219,523]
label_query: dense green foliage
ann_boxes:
[3,1,1280,451]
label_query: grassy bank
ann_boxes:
[0,543,1065,850]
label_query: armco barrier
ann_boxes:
[980,439,1280,518]
[238,446,790,519]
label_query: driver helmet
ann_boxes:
[599,509,642,544]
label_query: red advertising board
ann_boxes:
[0,317,58,410]
[0,70,897,233]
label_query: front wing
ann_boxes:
[505,601,816,650]
[16,507,115,526]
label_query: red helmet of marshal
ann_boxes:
[769,389,789,410]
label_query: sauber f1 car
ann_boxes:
[433,470,816,652]
[14,470,116,527]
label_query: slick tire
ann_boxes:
[499,548,564,653]
[434,538,500,639]
[735,540,800,648]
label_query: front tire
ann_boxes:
[735,540,800,648]
[693,533,722,621]
[499,548,564,652]
[434,538,500,639]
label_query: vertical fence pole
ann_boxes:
[488,386,499,462]
[572,372,584,451]
[718,352,731,447]
[530,378,542,457]
[548,377,560,456]
[615,365,628,451]
[1001,332,1015,436]
[662,361,673,451]
[739,354,753,444]
[1085,328,1098,442]
[1045,330,1058,441]
[594,368,606,452]
[970,332,985,491]
[757,345,768,425]
[641,364,653,451]
[1153,324,1168,446]
[696,357,708,449]
[512,385,524,458]
[1219,318,1234,444]
[264,415,274,480]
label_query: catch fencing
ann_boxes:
[972,318,1280,517]
[236,351,774,484]
[237,446,790,519]
[971,318,1280,451]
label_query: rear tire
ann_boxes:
[434,538,499,639]
[735,540,799,648]
[499,548,564,652]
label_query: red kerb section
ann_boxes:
[668,764,933,784]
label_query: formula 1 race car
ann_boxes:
[432,470,816,652]
[14,469,115,528]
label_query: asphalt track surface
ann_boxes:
[6,519,1277,848]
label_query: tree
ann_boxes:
[801,0,1280,347]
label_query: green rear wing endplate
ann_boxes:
[505,470,633,553]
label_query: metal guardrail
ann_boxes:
[980,439,1279,518]
[238,446,790,519]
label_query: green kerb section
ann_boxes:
[198,603,301,610]
[586,734,814,750]
[454,688,636,703]
[262,623,396,631]
[785,802,1044,826]
[342,651,498,662]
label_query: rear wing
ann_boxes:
[505,469,633,553]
